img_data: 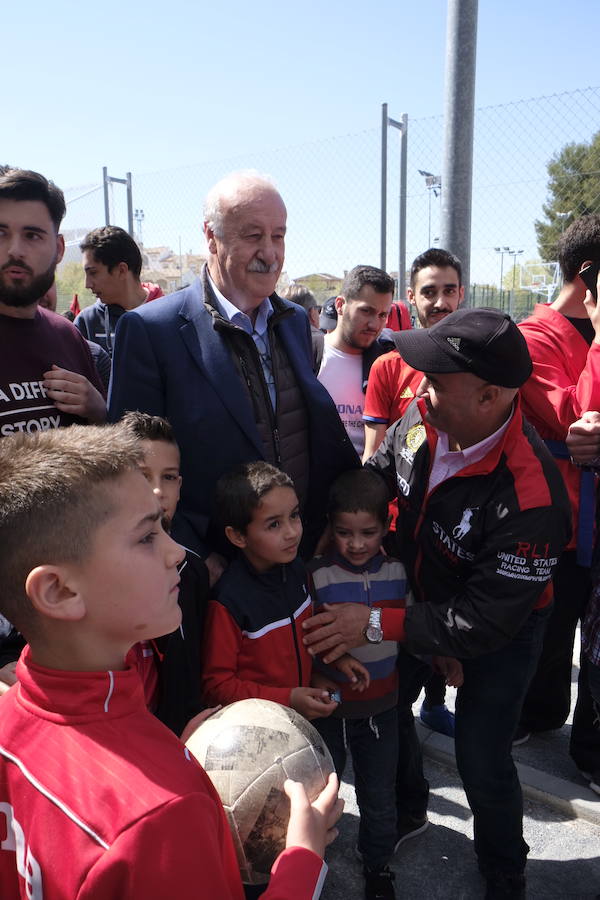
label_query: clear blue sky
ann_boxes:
[4,0,600,285]
[5,0,599,186]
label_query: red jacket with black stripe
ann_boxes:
[201,556,313,708]
[365,396,572,658]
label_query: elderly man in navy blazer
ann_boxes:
[108,171,358,579]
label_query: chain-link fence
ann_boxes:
[59,86,600,320]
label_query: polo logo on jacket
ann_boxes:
[452,507,478,540]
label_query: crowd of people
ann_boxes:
[0,164,598,900]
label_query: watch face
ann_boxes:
[366,624,382,643]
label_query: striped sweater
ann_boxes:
[309,552,407,718]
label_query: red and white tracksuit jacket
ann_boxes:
[0,647,326,899]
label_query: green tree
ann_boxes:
[55,261,88,311]
[535,130,600,261]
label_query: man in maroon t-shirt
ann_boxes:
[0,166,106,691]
[0,167,105,435]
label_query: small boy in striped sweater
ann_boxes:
[309,469,461,900]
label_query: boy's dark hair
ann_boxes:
[410,248,462,288]
[121,410,178,449]
[80,225,143,278]
[0,424,142,635]
[558,214,600,282]
[216,462,295,534]
[328,469,389,526]
[0,166,66,231]
[341,265,395,300]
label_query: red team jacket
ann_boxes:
[518,304,600,552]
[0,648,325,899]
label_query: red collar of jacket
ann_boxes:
[15,645,145,723]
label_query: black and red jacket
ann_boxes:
[201,556,313,708]
[365,396,572,658]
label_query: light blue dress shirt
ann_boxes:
[207,273,276,408]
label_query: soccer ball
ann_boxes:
[185,698,334,885]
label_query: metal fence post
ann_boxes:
[102,167,135,236]
[126,172,134,237]
[103,166,110,226]
[398,113,408,298]
[381,103,388,271]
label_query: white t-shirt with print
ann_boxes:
[318,342,365,455]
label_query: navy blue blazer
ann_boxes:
[108,273,359,556]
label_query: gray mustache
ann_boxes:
[248,260,279,274]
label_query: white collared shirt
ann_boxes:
[207,273,275,408]
[428,408,513,493]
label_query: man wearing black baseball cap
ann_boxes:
[303,307,572,898]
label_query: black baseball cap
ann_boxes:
[319,297,338,331]
[394,307,532,388]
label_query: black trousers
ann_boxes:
[518,550,600,770]
[395,647,431,821]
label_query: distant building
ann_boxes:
[294,273,343,304]
[141,247,209,294]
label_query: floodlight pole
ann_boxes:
[420,172,442,246]
[134,208,145,245]
[509,249,523,320]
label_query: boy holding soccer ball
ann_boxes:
[0,425,341,899]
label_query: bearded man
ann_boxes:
[0,166,105,436]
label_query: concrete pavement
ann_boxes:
[321,648,600,899]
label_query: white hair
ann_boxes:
[203,170,279,238]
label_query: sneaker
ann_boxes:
[484,872,526,899]
[364,865,396,900]
[511,725,531,746]
[419,702,455,737]
[579,770,600,796]
[394,813,429,851]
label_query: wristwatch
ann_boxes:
[364,607,383,643]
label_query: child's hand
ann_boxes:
[432,655,464,688]
[284,772,343,858]
[290,686,338,720]
[333,654,370,691]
